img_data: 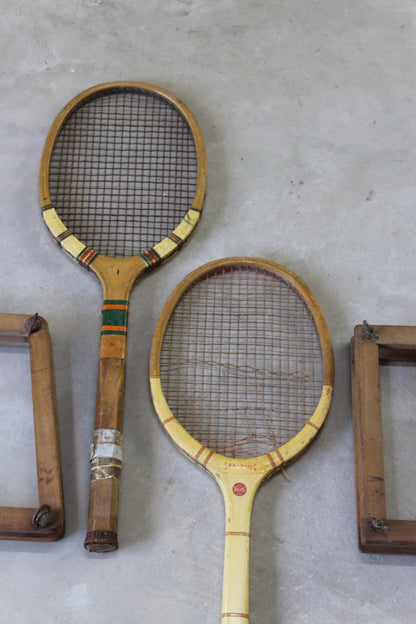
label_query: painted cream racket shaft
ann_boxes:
[217,469,261,622]
[39,82,206,551]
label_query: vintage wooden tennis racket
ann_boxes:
[39,81,206,551]
[150,257,333,622]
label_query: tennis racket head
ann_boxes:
[39,81,206,274]
[150,257,334,478]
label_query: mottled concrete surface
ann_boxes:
[1,1,416,622]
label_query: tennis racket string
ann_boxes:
[160,266,324,458]
[48,89,198,257]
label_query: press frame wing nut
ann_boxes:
[362,320,379,341]
[368,513,389,532]
[24,313,41,336]
[32,504,55,529]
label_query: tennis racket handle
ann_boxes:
[222,531,251,623]
[84,356,126,552]
[85,476,121,551]
[220,475,260,624]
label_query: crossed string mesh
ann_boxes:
[48,87,198,257]
[159,265,324,459]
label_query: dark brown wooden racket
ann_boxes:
[150,257,333,622]
[39,82,206,551]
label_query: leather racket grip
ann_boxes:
[84,356,126,552]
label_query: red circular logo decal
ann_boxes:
[232,482,247,496]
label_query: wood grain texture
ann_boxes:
[0,314,64,542]
[351,323,416,554]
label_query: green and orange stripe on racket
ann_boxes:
[39,82,206,551]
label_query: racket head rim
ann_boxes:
[150,376,333,478]
[39,81,207,267]
[150,256,334,473]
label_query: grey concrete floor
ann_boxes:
[1,1,416,622]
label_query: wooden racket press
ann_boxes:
[0,313,64,541]
[351,322,416,554]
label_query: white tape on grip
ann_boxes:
[90,428,123,463]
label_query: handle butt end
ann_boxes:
[84,530,118,552]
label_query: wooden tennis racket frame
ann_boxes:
[151,258,334,621]
[39,82,207,551]
[351,323,416,554]
[0,313,64,541]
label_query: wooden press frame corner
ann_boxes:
[350,322,416,554]
[0,313,65,541]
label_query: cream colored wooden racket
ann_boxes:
[39,82,206,551]
[150,257,334,623]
